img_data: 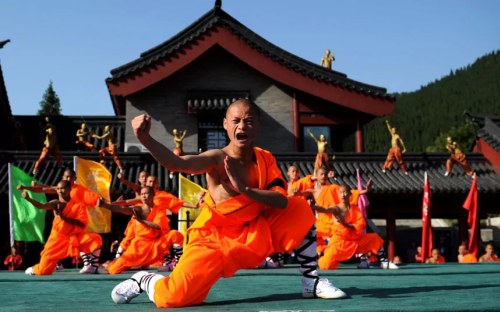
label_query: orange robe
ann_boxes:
[383,147,407,172]
[290,175,316,199]
[315,184,357,254]
[152,147,316,308]
[119,191,183,252]
[318,198,383,270]
[32,199,102,275]
[459,253,477,263]
[107,205,172,274]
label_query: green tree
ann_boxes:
[425,119,479,152]
[37,81,62,116]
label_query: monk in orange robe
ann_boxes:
[287,165,316,199]
[312,183,383,270]
[110,99,347,308]
[98,186,183,274]
[308,167,341,255]
[22,180,103,275]
[457,243,477,263]
[111,175,192,269]
[426,248,446,264]
[18,168,106,273]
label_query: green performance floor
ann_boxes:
[1,263,499,312]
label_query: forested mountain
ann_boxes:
[362,50,500,152]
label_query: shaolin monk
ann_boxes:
[110,99,347,308]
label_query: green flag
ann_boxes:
[9,164,47,244]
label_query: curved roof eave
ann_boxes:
[106,6,394,115]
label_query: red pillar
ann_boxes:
[386,207,396,261]
[356,120,364,153]
[293,95,300,151]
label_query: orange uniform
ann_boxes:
[32,199,102,275]
[151,147,316,308]
[318,195,383,270]
[290,175,316,199]
[314,184,342,254]
[107,204,176,274]
[446,152,473,176]
[383,147,407,172]
[459,253,478,263]
[115,190,185,268]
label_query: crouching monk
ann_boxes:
[111,99,347,308]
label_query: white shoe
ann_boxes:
[25,267,35,275]
[302,277,347,299]
[444,171,449,177]
[80,265,107,274]
[55,263,64,271]
[111,271,147,304]
[382,169,386,173]
[380,261,399,269]
[259,256,284,269]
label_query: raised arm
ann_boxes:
[117,173,141,194]
[97,197,136,215]
[21,192,56,210]
[385,120,392,134]
[132,114,218,174]
[17,183,57,195]
[307,128,319,143]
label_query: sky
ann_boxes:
[1,0,499,116]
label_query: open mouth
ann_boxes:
[236,133,248,140]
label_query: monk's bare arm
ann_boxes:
[132,114,218,174]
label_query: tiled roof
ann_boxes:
[2,151,498,197]
[106,5,392,101]
[477,116,500,153]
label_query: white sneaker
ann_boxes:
[444,171,449,177]
[25,267,35,275]
[111,271,147,304]
[259,257,284,269]
[380,261,399,269]
[80,265,107,274]
[382,169,386,173]
[302,277,347,299]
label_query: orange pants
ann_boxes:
[99,144,123,170]
[383,147,407,172]
[318,233,384,270]
[33,231,102,275]
[34,146,63,171]
[446,153,473,176]
[108,230,184,275]
[152,196,315,308]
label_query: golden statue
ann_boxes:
[75,122,97,151]
[445,137,474,177]
[173,128,187,156]
[93,125,124,172]
[320,49,335,70]
[33,117,63,175]
[307,129,335,178]
[382,120,408,174]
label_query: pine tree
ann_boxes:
[37,81,62,116]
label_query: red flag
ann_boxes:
[421,172,433,263]
[463,175,478,258]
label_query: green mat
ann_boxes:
[1,263,499,311]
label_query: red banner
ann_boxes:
[421,172,433,262]
[463,175,478,258]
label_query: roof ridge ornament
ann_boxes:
[214,0,222,10]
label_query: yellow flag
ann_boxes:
[178,174,206,242]
[75,157,112,233]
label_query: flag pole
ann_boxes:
[178,173,182,232]
[8,163,14,248]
